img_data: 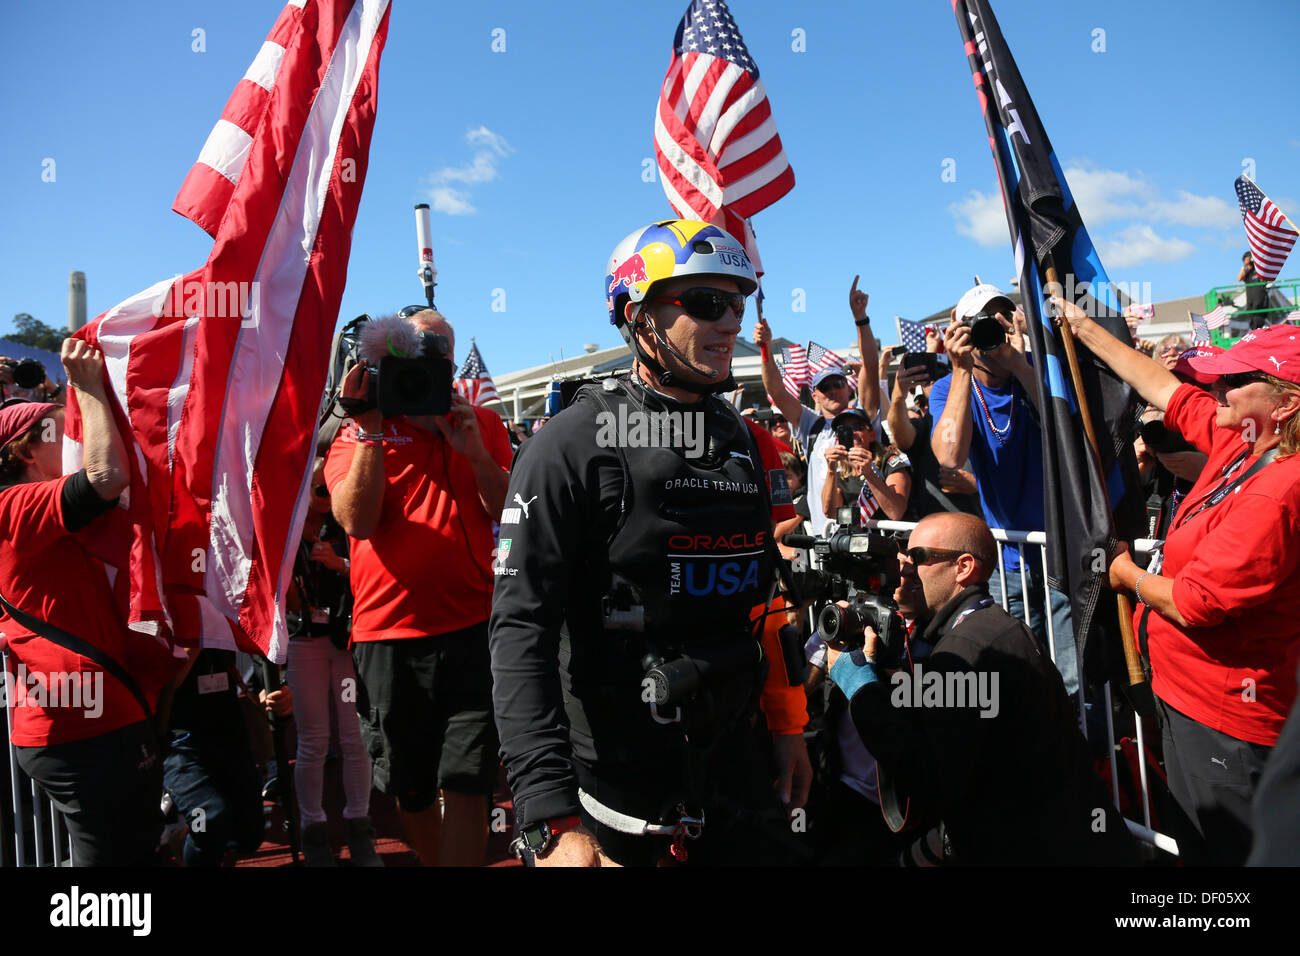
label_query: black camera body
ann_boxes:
[2,358,46,390]
[963,312,1006,353]
[817,595,908,670]
[835,424,856,450]
[338,321,454,417]
[751,407,777,424]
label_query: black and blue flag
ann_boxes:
[953,0,1145,682]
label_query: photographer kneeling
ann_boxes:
[1060,300,1300,865]
[824,512,1136,865]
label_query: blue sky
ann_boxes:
[3,0,1298,377]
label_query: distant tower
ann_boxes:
[68,271,86,332]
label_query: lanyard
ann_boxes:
[1173,447,1277,530]
[950,596,996,631]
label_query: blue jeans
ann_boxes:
[988,550,1080,700]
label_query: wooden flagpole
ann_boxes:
[1045,266,1146,687]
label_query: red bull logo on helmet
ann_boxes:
[608,253,650,296]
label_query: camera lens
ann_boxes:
[13,360,44,389]
[969,314,1006,352]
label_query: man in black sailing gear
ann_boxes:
[490,220,809,866]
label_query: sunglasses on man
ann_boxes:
[902,546,969,566]
[650,287,747,322]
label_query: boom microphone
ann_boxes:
[415,203,436,308]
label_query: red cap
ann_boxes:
[0,402,60,451]
[1187,325,1300,385]
[1172,345,1225,385]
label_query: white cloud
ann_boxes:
[1096,225,1195,269]
[1061,165,1150,225]
[425,126,513,216]
[949,190,1008,247]
[949,160,1246,267]
[1146,191,1238,229]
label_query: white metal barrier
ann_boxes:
[2,651,74,867]
[3,524,1177,865]
[866,519,1177,858]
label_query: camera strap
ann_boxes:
[0,589,152,721]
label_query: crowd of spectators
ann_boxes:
[2,261,1300,869]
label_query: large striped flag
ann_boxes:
[64,0,391,663]
[454,340,501,407]
[1235,176,1298,282]
[654,0,794,273]
[955,0,1144,682]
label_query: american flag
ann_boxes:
[454,340,500,407]
[806,341,847,376]
[1204,303,1234,329]
[1235,176,1298,282]
[898,317,945,354]
[654,0,794,273]
[64,0,391,662]
[775,343,808,398]
[1190,313,1212,347]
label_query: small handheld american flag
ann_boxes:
[1235,176,1298,282]
[777,344,809,398]
[1190,312,1212,347]
[454,340,500,407]
[898,317,945,355]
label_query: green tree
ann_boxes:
[8,313,65,352]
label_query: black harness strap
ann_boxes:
[0,590,152,721]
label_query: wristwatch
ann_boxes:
[855,316,871,327]
[510,815,582,859]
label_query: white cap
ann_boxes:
[955,283,1015,321]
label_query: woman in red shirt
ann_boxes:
[0,340,169,866]
[1060,301,1300,864]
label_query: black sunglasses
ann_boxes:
[397,304,431,319]
[903,546,967,566]
[1217,372,1269,391]
[651,288,746,322]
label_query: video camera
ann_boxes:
[336,312,454,417]
[785,525,909,669]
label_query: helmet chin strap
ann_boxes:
[629,306,734,396]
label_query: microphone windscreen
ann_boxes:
[358,314,425,364]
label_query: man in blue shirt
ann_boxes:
[928,283,1080,699]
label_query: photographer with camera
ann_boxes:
[490,220,811,867]
[0,340,178,865]
[820,408,911,524]
[0,355,61,404]
[930,283,1082,700]
[324,306,511,866]
[754,275,881,536]
[822,512,1136,864]
[1060,299,1300,865]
